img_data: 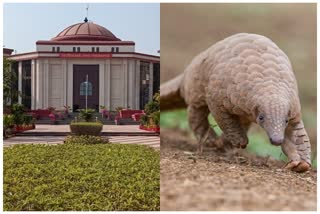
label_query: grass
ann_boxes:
[161,110,317,168]
[4,144,160,211]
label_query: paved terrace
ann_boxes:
[4,125,160,149]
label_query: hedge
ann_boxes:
[70,122,103,136]
[64,135,109,145]
[4,144,160,211]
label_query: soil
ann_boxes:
[160,128,317,211]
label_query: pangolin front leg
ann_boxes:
[282,120,311,172]
[187,106,220,154]
[210,107,249,149]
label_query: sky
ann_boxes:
[3,3,160,55]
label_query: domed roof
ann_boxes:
[51,19,121,41]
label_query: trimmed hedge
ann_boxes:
[4,144,160,211]
[70,122,103,136]
[64,135,109,145]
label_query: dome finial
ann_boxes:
[84,4,89,23]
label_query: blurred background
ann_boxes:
[160,3,317,167]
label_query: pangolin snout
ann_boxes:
[269,136,284,146]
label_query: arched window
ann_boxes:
[80,81,93,96]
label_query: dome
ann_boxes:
[51,19,121,41]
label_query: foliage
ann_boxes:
[70,122,103,136]
[139,114,149,125]
[64,135,109,145]
[115,106,124,112]
[99,105,106,110]
[3,58,19,107]
[11,103,25,125]
[4,144,160,211]
[63,105,71,113]
[150,111,160,126]
[4,114,14,128]
[144,101,159,115]
[23,115,33,125]
[140,93,160,128]
[79,108,95,122]
[153,92,160,103]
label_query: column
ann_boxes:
[67,63,73,110]
[149,62,154,100]
[43,59,49,108]
[18,61,22,104]
[105,59,111,110]
[35,60,43,109]
[99,63,105,111]
[123,59,128,108]
[31,60,36,109]
[135,60,140,109]
[62,60,67,107]
[128,60,135,109]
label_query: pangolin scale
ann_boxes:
[160,33,311,172]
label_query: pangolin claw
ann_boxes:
[283,160,311,173]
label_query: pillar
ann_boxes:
[149,62,154,100]
[18,61,22,104]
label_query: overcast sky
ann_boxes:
[3,3,160,55]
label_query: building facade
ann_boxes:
[7,18,160,111]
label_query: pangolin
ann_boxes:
[161,33,311,172]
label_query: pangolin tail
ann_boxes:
[160,74,187,111]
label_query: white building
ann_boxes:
[7,18,160,111]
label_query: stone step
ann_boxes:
[16,131,159,137]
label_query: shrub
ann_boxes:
[70,122,103,136]
[23,115,33,125]
[4,144,160,211]
[64,135,109,145]
[139,114,149,126]
[4,114,14,128]
[79,109,95,122]
[144,101,159,115]
[150,111,160,126]
[11,103,25,125]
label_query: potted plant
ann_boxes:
[63,105,71,118]
[100,105,108,119]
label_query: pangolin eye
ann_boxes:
[259,115,264,121]
[285,119,289,124]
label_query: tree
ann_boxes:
[3,57,19,107]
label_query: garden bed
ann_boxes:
[4,144,160,211]
[139,125,160,133]
[14,124,35,133]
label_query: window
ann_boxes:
[80,81,93,96]
[96,47,99,52]
[111,47,114,52]
[77,47,80,52]
[52,47,55,52]
[116,47,119,52]
[57,47,60,52]
[92,47,95,52]
[73,47,76,52]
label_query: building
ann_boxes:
[3,48,14,57]
[7,18,160,111]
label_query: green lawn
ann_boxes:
[4,144,160,211]
[161,110,317,168]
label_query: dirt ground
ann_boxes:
[160,129,317,211]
